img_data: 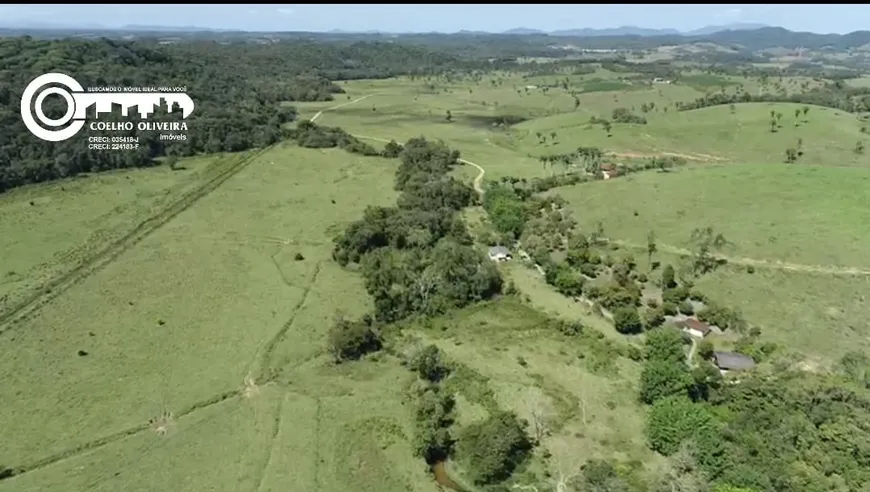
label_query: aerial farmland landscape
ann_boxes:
[1,4,870,492]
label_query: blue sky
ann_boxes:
[0,4,866,34]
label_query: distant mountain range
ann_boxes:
[0,21,778,36]
[2,23,870,52]
[502,23,770,37]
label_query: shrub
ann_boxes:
[640,360,692,404]
[458,412,533,485]
[411,345,450,382]
[697,302,745,331]
[688,289,708,303]
[646,396,716,456]
[556,320,584,336]
[382,139,404,158]
[613,306,643,334]
[413,387,455,463]
[662,285,690,304]
[626,344,644,361]
[697,340,715,360]
[328,316,382,362]
[644,328,686,364]
[661,264,677,289]
[585,285,603,300]
[662,302,678,316]
[644,307,666,329]
[579,262,598,278]
[678,300,695,315]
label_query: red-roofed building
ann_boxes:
[677,318,712,338]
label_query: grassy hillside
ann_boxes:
[0,145,437,492]
[555,164,870,267]
[549,163,870,360]
[0,154,234,314]
[7,37,870,491]
[510,102,869,166]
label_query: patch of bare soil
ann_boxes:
[149,411,175,437]
[243,373,260,399]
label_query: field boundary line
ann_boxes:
[0,147,272,334]
[254,262,322,384]
[609,238,870,276]
[253,392,286,492]
[10,387,242,479]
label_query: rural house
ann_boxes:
[488,245,512,262]
[712,351,756,375]
[677,318,712,338]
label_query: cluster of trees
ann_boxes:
[481,181,578,255]
[332,137,501,326]
[537,146,607,177]
[0,37,459,192]
[287,121,381,156]
[612,107,648,124]
[676,84,870,113]
[639,327,870,490]
[407,345,532,486]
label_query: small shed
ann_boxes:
[678,318,712,339]
[713,351,755,374]
[488,246,512,262]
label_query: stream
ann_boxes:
[432,461,468,492]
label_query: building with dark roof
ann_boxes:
[713,351,756,373]
[488,245,512,262]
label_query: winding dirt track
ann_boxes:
[315,95,870,278]
[607,239,870,277]
[310,94,376,123]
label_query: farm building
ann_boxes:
[713,351,756,375]
[677,318,712,338]
[488,246,512,262]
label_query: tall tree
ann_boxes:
[647,230,658,267]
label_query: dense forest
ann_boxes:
[637,329,870,491]
[0,37,458,192]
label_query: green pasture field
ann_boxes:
[551,163,870,360]
[397,298,667,485]
[0,155,218,313]
[509,102,869,166]
[691,260,870,362]
[298,74,870,364]
[0,144,442,492]
[554,163,870,267]
[307,76,863,178]
[5,64,867,491]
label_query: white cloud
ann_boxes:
[716,7,743,19]
[276,8,294,16]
